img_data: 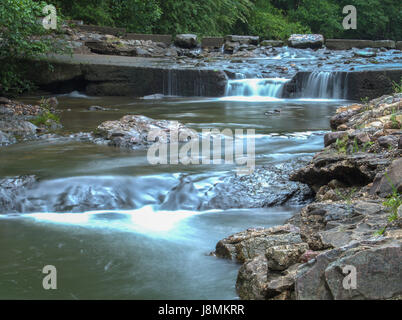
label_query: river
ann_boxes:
[0,78,353,299]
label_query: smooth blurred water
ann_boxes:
[0,94,352,299]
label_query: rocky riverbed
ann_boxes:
[213,93,402,300]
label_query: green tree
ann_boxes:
[288,0,343,38]
[0,0,61,95]
[246,0,310,40]
[154,0,252,36]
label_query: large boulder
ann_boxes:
[203,160,313,210]
[288,34,324,49]
[214,224,302,262]
[94,115,194,150]
[290,151,390,191]
[174,34,199,49]
[298,200,389,251]
[295,239,402,300]
[0,119,38,138]
[224,35,259,45]
[370,158,402,197]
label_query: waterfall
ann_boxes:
[225,78,290,98]
[296,71,349,99]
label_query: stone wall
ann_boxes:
[22,58,228,97]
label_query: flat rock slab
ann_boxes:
[288,34,324,49]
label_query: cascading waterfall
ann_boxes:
[297,71,349,99]
[225,78,290,98]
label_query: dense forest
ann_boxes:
[49,0,401,40]
[1,0,401,94]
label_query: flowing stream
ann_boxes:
[0,77,353,299]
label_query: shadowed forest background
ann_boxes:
[45,0,401,40]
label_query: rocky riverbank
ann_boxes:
[0,97,63,146]
[213,93,402,300]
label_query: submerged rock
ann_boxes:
[204,160,314,210]
[0,176,37,213]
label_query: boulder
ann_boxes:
[298,200,390,251]
[236,254,301,300]
[290,151,390,191]
[397,41,402,51]
[324,131,348,147]
[288,34,324,49]
[0,119,38,138]
[370,158,402,197]
[174,34,199,49]
[236,255,268,300]
[324,240,402,300]
[296,238,402,300]
[266,243,309,271]
[224,35,259,45]
[214,224,302,262]
[203,160,313,210]
[223,41,240,54]
[94,115,194,150]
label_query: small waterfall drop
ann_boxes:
[225,78,290,99]
[297,71,349,99]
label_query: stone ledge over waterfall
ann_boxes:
[284,69,402,100]
[22,54,228,97]
[22,54,402,100]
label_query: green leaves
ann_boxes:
[0,0,66,96]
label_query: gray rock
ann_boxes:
[236,255,268,300]
[324,240,402,300]
[0,176,37,213]
[324,131,347,147]
[204,160,313,210]
[370,158,402,197]
[174,34,198,49]
[378,135,399,149]
[225,35,259,45]
[94,114,194,150]
[266,243,309,271]
[288,34,324,49]
[0,130,16,146]
[215,224,302,263]
[0,119,38,138]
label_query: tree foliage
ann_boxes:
[0,0,64,95]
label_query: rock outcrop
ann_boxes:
[214,93,402,300]
[0,98,62,145]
